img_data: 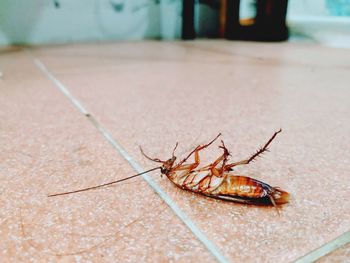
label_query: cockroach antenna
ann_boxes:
[48,166,161,197]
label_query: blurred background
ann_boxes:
[0,0,349,47]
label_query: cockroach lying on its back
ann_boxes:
[49,130,290,208]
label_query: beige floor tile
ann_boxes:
[0,50,214,262]
[317,243,350,263]
[30,40,350,262]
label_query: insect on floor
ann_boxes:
[1,41,350,262]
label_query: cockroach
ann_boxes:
[48,130,290,209]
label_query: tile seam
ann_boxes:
[294,231,350,263]
[34,58,229,263]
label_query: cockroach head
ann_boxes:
[161,142,178,174]
[140,143,178,175]
[161,156,176,174]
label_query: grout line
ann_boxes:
[294,231,350,263]
[34,60,88,115]
[34,58,229,263]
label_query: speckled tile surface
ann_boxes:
[2,41,350,262]
[0,50,214,262]
[29,41,350,262]
[316,243,350,263]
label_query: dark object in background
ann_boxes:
[225,0,289,41]
[182,0,196,40]
[181,0,288,41]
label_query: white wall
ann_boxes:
[0,0,349,47]
[0,0,183,45]
[287,0,350,48]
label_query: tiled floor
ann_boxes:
[317,243,350,263]
[1,41,349,262]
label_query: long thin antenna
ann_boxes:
[48,166,161,197]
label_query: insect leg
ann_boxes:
[175,133,221,168]
[175,145,212,187]
[188,142,230,191]
[223,129,282,170]
[268,195,281,215]
[197,140,230,177]
[173,134,222,189]
[174,143,206,176]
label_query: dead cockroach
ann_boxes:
[48,130,290,208]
